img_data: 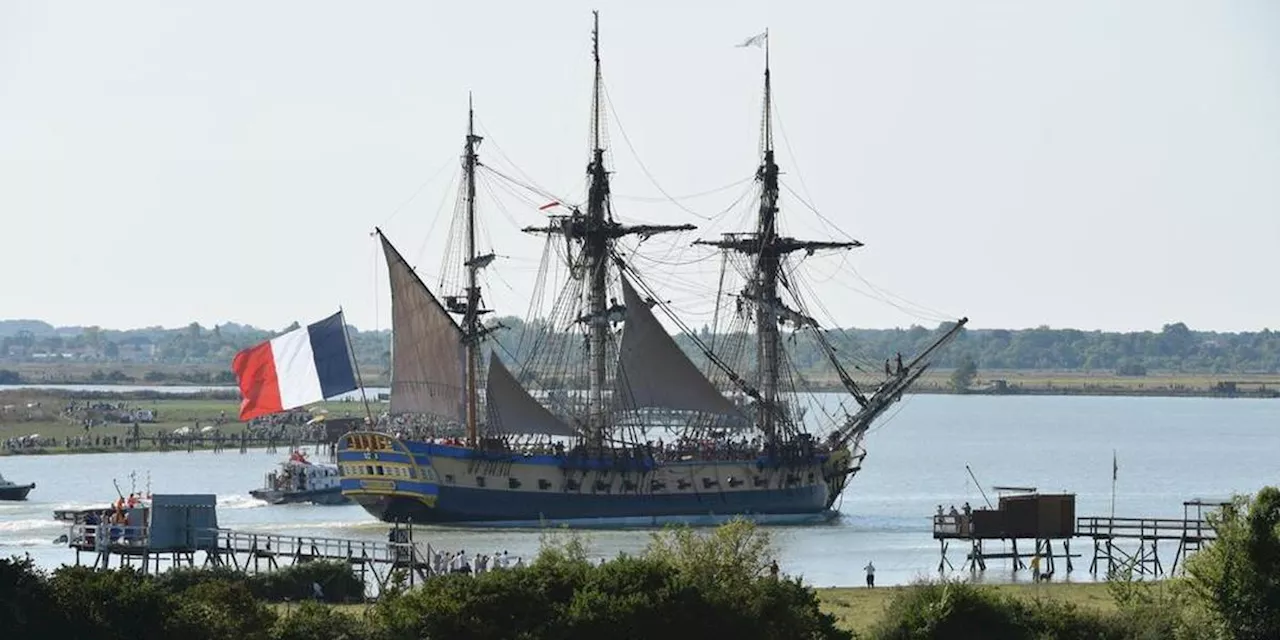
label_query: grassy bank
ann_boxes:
[3,367,1276,455]
[0,390,373,455]
[817,582,1116,635]
[5,363,1278,398]
[264,583,1119,636]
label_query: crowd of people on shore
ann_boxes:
[2,434,57,450]
[430,549,524,575]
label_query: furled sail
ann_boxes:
[484,351,577,437]
[379,230,466,421]
[614,275,744,417]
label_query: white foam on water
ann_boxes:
[0,538,55,548]
[52,501,108,512]
[266,520,367,532]
[217,494,268,510]
[0,518,60,534]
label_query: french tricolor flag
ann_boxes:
[231,311,359,421]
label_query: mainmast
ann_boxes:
[524,11,694,450]
[696,32,860,443]
[584,11,610,451]
[463,97,482,447]
[756,36,781,441]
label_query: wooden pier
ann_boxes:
[934,493,1227,579]
[1076,498,1226,577]
[65,493,440,596]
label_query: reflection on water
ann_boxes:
[1,394,1276,587]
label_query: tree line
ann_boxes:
[2,318,1278,378]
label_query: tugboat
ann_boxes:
[0,471,35,501]
[251,450,348,506]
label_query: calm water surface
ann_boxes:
[1,395,1275,587]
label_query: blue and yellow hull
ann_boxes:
[337,431,856,526]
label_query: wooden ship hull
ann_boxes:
[338,433,856,525]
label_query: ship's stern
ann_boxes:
[336,431,442,523]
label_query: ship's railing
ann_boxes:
[69,523,151,549]
[1076,516,1216,541]
[208,528,437,568]
[932,514,971,537]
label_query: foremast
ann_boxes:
[696,33,858,443]
[449,96,499,447]
[523,11,693,450]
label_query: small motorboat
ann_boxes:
[250,450,348,506]
[0,471,35,501]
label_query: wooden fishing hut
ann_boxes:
[65,494,439,595]
[934,487,1077,574]
[69,494,220,572]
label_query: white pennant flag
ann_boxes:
[736,32,767,49]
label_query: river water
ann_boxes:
[1,395,1275,587]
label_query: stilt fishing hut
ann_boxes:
[934,487,1077,574]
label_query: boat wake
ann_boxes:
[0,518,61,534]
[52,501,105,512]
[264,520,375,532]
[218,494,268,510]
[0,538,54,548]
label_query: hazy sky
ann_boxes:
[2,1,1277,333]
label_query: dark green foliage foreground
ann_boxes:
[3,498,1278,640]
[0,521,849,640]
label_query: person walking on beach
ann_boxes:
[864,561,876,588]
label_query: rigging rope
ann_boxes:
[481,165,572,212]
[771,99,822,225]
[600,82,719,222]
[474,116,566,205]
[613,175,756,203]
[376,154,457,229]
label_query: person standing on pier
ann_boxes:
[864,561,876,588]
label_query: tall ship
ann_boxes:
[338,14,966,526]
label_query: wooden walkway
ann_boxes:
[67,522,438,594]
[934,513,1219,578]
[1076,516,1216,577]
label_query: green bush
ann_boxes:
[168,580,278,640]
[247,560,366,603]
[369,520,848,640]
[869,577,1222,640]
[273,601,370,640]
[46,565,173,640]
[0,557,60,640]
[1186,486,1280,640]
[870,580,1031,640]
[154,564,251,592]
